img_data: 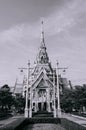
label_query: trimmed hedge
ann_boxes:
[61,118,86,130]
[15,117,61,130]
[25,117,60,124]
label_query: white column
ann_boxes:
[53,69,56,117]
[47,89,50,112]
[35,90,38,112]
[56,61,61,118]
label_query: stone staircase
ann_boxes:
[32,111,54,118]
[28,111,61,123]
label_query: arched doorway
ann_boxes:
[43,102,47,111]
[38,102,41,111]
[38,102,47,111]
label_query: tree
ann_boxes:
[74,85,86,112]
[14,95,25,114]
[60,85,86,114]
[60,88,75,113]
[0,84,14,112]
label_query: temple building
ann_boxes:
[13,21,71,117]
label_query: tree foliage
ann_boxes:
[0,84,25,114]
[0,84,14,112]
[60,84,86,113]
[14,95,25,113]
[60,88,75,112]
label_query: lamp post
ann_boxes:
[24,60,30,118]
[18,60,32,118]
[56,61,61,118]
[29,82,32,118]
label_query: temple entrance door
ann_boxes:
[38,102,47,111]
[43,102,47,111]
[38,102,41,111]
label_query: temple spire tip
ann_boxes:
[40,19,45,46]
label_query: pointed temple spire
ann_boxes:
[41,20,45,48]
[36,20,49,64]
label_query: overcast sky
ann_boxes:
[0,0,86,86]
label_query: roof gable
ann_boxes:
[31,68,54,89]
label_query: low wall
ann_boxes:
[61,118,86,130]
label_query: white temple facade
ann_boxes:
[29,65,56,113]
[23,21,58,117]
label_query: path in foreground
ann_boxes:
[23,123,66,130]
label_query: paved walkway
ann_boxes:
[0,115,24,127]
[62,113,86,127]
[23,123,66,130]
[0,114,86,129]
[0,116,66,130]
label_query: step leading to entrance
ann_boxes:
[32,111,54,118]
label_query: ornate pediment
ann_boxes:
[32,69,54,89]
[37,78,51,88]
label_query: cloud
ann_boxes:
[0,0,86,86]
[0,0,86,46]
[44,0,86,36]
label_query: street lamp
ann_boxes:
[24,60,30,118]
[56,61,61,118]
[18,60,32,118]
